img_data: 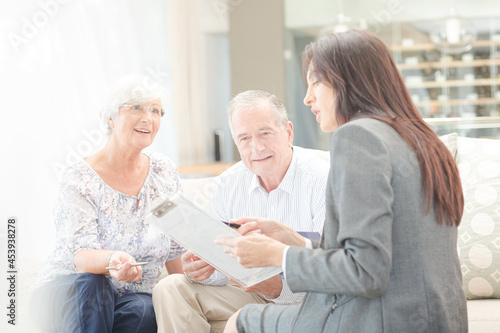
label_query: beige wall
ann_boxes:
[229,0,286,101]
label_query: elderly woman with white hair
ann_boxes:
[30,74,184,333]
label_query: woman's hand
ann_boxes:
[215,233,286,268]
[107,251,143,283]
[181,250,216,281]
[232,217,306,247]
[73,249,142,282]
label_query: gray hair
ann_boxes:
[227,90,289,136]
[100,74,169,134]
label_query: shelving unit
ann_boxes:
[414,98,500,107]
[404,78,500,89]
[390,26,500,139]
[397,58,500,70]
[391,39,500,51]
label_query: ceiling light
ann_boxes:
[429,8,477,54]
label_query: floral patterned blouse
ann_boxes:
[33,151,184,294]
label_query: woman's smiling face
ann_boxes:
[110,98,162,149]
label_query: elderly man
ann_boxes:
[152,90,328,332]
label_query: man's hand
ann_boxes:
[181,250,215,281]
[232,274,283,298]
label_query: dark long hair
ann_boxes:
[303,30,463,226]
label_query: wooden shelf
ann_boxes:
[405,78,500,89]
[390,28,500,138]
[424,116,500,125]
[398,58,500,70]
[178,162,236,177]
[391,40,500,52]
[415,98,500,107]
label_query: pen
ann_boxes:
[106,262,149,270]
[222,221,241,229]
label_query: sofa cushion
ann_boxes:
[456,136,500,299]
[467,299,500,332]
[438,132,459,159]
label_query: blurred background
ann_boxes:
[1,0,500,290]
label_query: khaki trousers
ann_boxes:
[152,274,270,333]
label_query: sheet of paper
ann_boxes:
[145,193,283,287]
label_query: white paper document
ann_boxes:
[146,193,283,287]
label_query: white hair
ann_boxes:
[227,90,289,136]
[100,74,169,134]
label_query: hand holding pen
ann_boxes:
[106,251,145,283]
[106,262,148,270]
[222,221,241,229]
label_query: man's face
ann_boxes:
[231,103,293,182]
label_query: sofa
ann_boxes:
[452,134,500,332]
[15,135,500,333]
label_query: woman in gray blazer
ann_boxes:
[217,30,467,332]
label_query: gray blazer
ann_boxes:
[286,119,467,332]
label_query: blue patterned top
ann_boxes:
[33,151,184,293]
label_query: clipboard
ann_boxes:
[145,193,283,287]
